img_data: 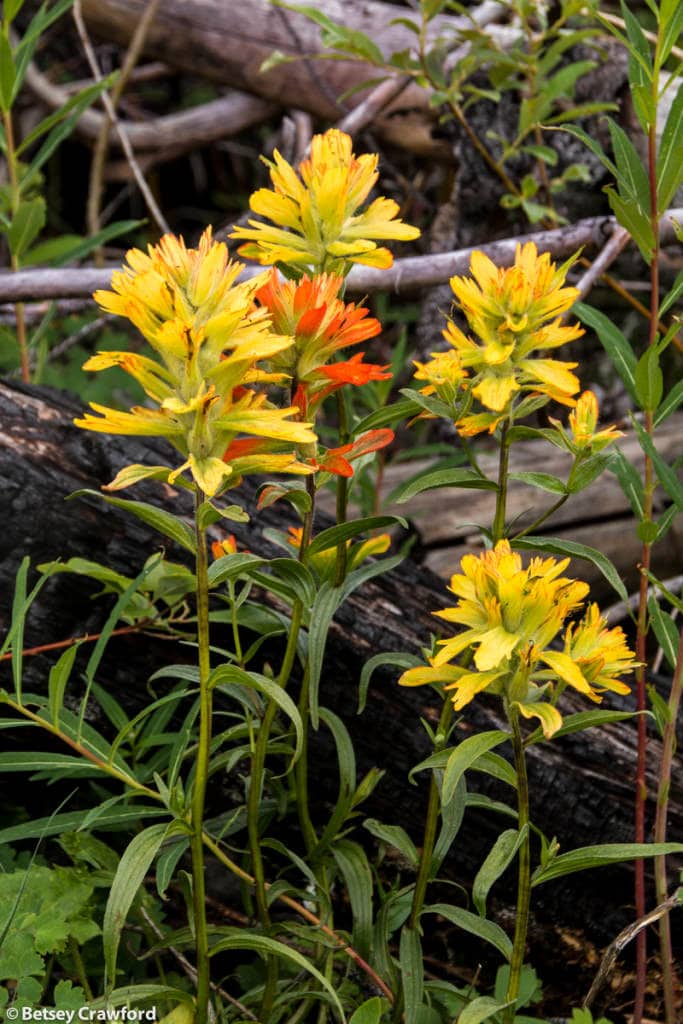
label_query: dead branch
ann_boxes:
[1,211,682,304]
[22,55,275,153]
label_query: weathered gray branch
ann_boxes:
[1,211,681,304]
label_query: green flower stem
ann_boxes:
[634,51,664,1018]
[190,487,213,1022]
[335,389,350,586]
[2,108,30,384]
[653,626,683,1024]
[201,831,395,1002]
[294,664,318,854]
[512,493,568,541]
[409,697,454,930]
[247,597,304,1020]
[492,421,511,545]
[504,707,531,1023]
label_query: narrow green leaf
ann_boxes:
[358,651,421,714]
[609,448,645,518]
[210,665,303,768]
[456,996,513,1024]
[7,197,47,261]
[353,397,420,435]
[525,709,637,746]
[210,930,346,1020]
[473,828,527,917]
[38,219,144,267]
[8,556,29,703]
[648,597,680,671]
[657,82,683,211]
[207,552,265,587]
[349,998,383,1024]
[660,269,683,318]
[332,839,374,960]
[514,535,628,602]
[69,490,196,553]
[608,104,650,210]
[307,581,343,730]
[631,417,683,511]
[20,75,117,183]
[387,467,496,504]
[0,805,163,846]
[660,0,683,63]
[442,731,510,805]
[306,515,407,558]
[575,302,636,401]
[364,819,419,867]
[0,30,16,112]
[103,824,170,988]
[560,125,618,180]
[432,775,467,872]
[533,842,683,886]
[48,643,80,727]
[311,707,357,856]
[399,925,423,1024]
[424,904,512,961]
[604,187,654,262]
[0,751,102,776]
[509,471,566,494]
[634,345,663,413]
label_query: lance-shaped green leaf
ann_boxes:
[473,827,528,916]
[514,535,628,602]
[657,82,683,212]
[424,904,512,961]
[399,925,423,1024]
[532,841,683,886]
[69,490,196,553]
[575,302,636,401]
[103,824,170,989]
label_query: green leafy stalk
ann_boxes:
[1,105,30,383]
[408,697,454,933]
[653,626,683,1022]
[504,707,531,1023]
[492,420,511,544]
[247,596,304,1019]
[190,488,213,1021]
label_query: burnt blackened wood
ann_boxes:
[0,379,680,959]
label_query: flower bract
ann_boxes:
[439,243,584,435]
[232,128,420,274]
[76,229,316,496]
[400,540,636,737]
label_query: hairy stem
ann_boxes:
[190,488,212,1020]
[2,108,30,383]
[505,709,531,1022]
[492,420,511,544]
[653,627,683,1024]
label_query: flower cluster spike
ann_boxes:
[75,228,317,496]
[254,270,390,418]
[400,540,637,737]
[231,128,420,274]
[429,242,584,435]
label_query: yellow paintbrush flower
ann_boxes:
[76,229,317,497]
[399,540,636,737]
[439,243,584,434]
[550,389,623,454]
[231,128,420,274]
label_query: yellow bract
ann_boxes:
[232,129,420,274]
[437,242,584,435]
[76,228,316,496]
[400,540,637,737]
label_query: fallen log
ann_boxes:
[1,208,682,304]
[0,379,680,973]
[78,0,509,139]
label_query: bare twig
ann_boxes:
[23,55,275,152]
[337,75,413,137]
[72,0,170,234]
[2,210,682,303]
[583,891,683,1010]
[88,0,162,256]
[575,225,632,302]
[138,906,255,1021]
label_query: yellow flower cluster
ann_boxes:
[232,129,420,274]
[400,541,637,737]
[76,229,316,497]
[415,242,584,435]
